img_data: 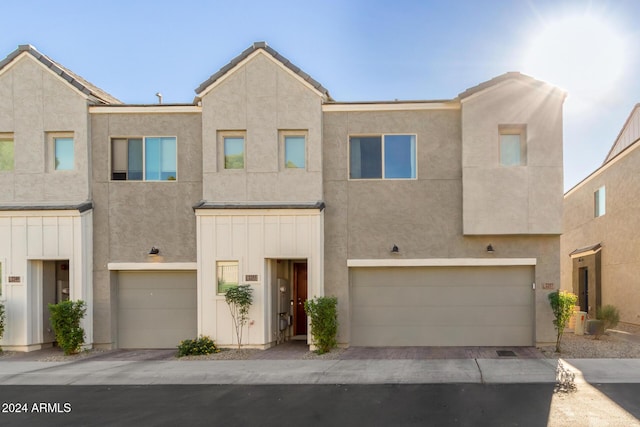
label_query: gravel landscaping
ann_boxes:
[537,324,640,359]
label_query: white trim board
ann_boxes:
[108,262,197,271]
[347,258,537,267]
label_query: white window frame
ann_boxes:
[216,260,240,295]
[348,133,418,181]
[498,125,527,167]
[0,133,14,172]
[110,136,178,181]
[280,130,307,170]
[594,186,606,217]
[47,132,75,172]
[218,131,246,171]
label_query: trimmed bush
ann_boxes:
[548,291,578,353]
[48,300,86,355]
[304,296,338,355]
[177,336,219,357]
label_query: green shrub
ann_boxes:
[177,336,219,357]
[548,291,578,353]
[304,296,338,355]
[0,303,5,352]
[48,300,86,355]
[597,304,620,331]
[225,285,253,349]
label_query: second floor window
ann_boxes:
[111,137,177,181]
[224,136,245,169]
[54,136,74,171]
[349,134,416,179]
[594,186,606,217]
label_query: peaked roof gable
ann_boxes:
[0,44,121,105]
[457,71,567,101]
[195,42,332,101]
[603,103,640,164]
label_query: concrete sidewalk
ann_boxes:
[0,358,639,386]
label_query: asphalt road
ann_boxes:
[1,383,636,427]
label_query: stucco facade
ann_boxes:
[562,104,640,326]
[0,42,566,351]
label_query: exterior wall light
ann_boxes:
[391,244,399,253]
[486,244,495,253]
[149,247,160,255]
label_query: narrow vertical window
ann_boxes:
[284,135,306,168]
[224,137,245,169]
[145,137,176,180]
[0,136,14,171]
[594,186,606,217]
[54,137,74,170]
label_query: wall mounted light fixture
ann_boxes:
[486,244,495,253]
[149,247,160,255]
[391,244,399,253]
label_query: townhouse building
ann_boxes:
[0,43,565,351]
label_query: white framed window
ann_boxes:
[281,131,306,169]
[0,134,14,171]
[349,134,416,180]
[499,125,527,166]
[47,132,75,171]
[111,137,177,181]
[217,261,239,294]
[594,186,606,217]
[218,132,245,170]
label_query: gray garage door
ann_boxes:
[117,271,197,349]
[351,266,534,346]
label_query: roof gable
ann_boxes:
[603,103,640,164]
[0,44,121,105]
[195,42,331,101]
[457,72,566,101]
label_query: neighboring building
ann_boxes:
[0,42,566,351]
[562,104,640,326]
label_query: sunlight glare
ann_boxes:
[523,13,626,113]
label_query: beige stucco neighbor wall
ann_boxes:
[200,51,323,202]
[90,112,202,347]
[323,107,560,345]
[0,54,91,203]
[562,146,640,326]
[462,79,564,235]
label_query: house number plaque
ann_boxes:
[8,276,21,284]
[542,282,554,290]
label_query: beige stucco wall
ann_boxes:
[562,146,640,326]
[323,107,559,345]
[0,54,90,203]
[462,79,564,235]
[90,112,202,347]
[200,51,323,202]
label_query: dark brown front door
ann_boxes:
[294,263,308,335]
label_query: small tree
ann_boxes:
[225,285,253,349]
[304,296,338,354]
[48,300,86,355]
[0,303,5,352]
[548,291,578,353]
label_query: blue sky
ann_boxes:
[3,0,639,190]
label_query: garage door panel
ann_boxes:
[354,266,530,288]
[352,305,532,327]
[119,289,197,310]
[352,286,531,307]
[118,271,197,349]
[350,266,534,346]
[351,325,533,347]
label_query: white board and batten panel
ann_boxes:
[196,209,323,347]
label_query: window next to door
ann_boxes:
[217,261,239,294]
[111,137,177,181]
